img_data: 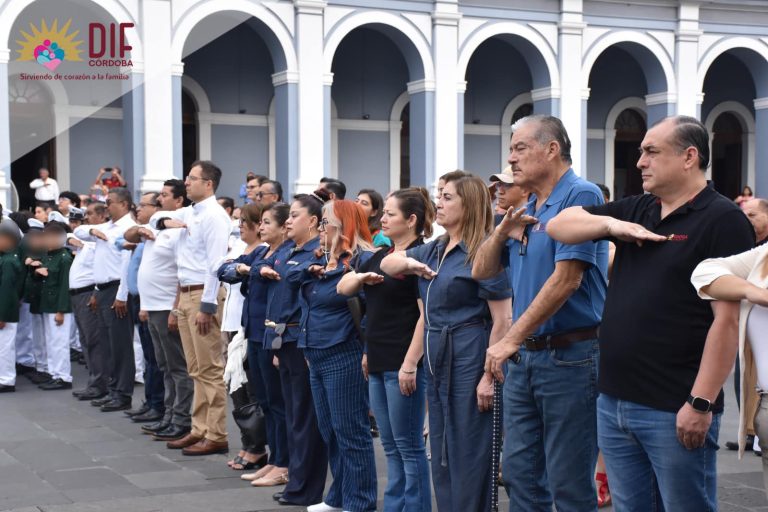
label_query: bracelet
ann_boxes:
[399,367,416,375]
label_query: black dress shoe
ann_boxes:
[273,491,284,502]
[91,396,113,407]
[124,402,150,417]
[725,441,739,450]
[0,384,15,393]
[141,420,171,434]
[131,408,164,423]
[152,424,191,441]
[78,389,108,401]
[100,399,132,412]
[28,371,52,384]
[39,378,73,390]
[15,364,35,375]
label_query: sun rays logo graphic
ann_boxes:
[16,19,83,71]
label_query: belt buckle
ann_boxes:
[264,320,277,329]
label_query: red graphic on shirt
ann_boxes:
[666,234,688,242]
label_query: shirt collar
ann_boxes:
[192,195,218,213]
[113,212,133,227]
[294,236,320,254]
[651,182,718,214]
[544,168,577,207]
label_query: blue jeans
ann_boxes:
[305,341,377,512]
[598,394,720,512]
[502,338,599,511]
[369,369,431,512]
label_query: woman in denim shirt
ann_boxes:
[253,192,330,507]
[289,199,378,512]
[381,173,512,512]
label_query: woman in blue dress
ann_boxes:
[381,173,513,512]
[252,193,331,506]
[289,199,378,512]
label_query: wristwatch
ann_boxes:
[687,394,712,413]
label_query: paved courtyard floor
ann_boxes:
[0,363,767,511]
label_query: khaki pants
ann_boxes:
[177,287,227,443]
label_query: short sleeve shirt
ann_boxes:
[584,184,755,413]
[502,169,609,335]
[406,239,511,330]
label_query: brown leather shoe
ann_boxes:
[166,433,202,450]
[182,438,229,456]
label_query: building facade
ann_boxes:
[2,0,768,207]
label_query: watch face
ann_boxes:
[691,396,710,412]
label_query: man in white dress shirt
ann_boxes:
[69,203,109,401]
[29,168,59,203]
[126,179,195,442]
[150,161,231,456]
[73,188,136,412]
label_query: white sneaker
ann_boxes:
[306,503,342,512]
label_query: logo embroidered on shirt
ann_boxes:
[666,234,688,242]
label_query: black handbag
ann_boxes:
[231,401,267,450]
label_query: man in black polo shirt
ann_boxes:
[547,115,755,510]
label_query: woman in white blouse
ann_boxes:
[691,244,768,490]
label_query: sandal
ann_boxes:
[242,464,274,481]
[232,453,266,471]
[596,471,611,508]
[228,450,246,467]
[251,471,289,487]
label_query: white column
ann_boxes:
[754,98,768,196]
[0,49,10,208]
[675,2,702,117]
[558,0,586,174]
[294,0,327,193]
[432,2,461,182]
[140,0,176,192]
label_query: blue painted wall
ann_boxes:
[465,134,501,176]
[211,125,268,201]
[337,130,390,196]
[69,118,124,195]
[587,47,647,130]
[700,53,756,122]
[587,138,605,184]
[184,23,275,116]
[331,29,410,121]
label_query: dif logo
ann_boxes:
[16,18,134,70]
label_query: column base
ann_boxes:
[139,174,177,195]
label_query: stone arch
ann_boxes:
[697,37,768,97]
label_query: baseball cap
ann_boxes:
[489,165,514,185]
[69,206,85,221]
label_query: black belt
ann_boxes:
[522,327,599,351]
[95,280,120,291]
[69,284,95,296]
[180,284,205,293]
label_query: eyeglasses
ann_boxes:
[519,225,531,256]
[246,185,258,190]
[186,175,210,183]
[256,191,276,199]
[318,218,329,231]
[496,182,515,190]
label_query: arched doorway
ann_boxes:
[711,112,743,199]
[613,109,646,199]
[9,77,55,210]
[180,90,198,179]
[399,103,410,189]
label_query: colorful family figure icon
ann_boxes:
[34,39,65,71]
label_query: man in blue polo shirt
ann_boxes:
[473,115,608,511]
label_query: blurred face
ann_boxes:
[318,211,339,252]
[44,230,65,251]
[436,181,463,229]
[356,194,374,218]
[238,217,260,245]
[259,210,287,246]
[0,233,15,253]
[217,199,233,217]
[246,179,260,201]
[69,218,83,229]
[258,183,278,206]
[34,206,48,222]
[39,169,49,179]
[158,186,182,211]
[85,204,107,225]
[507,122,552,189]
[136,193,159,224]
[743,187,753,197]
[636,119,688,196]
[744,199,768,239]
[106,192,128,219]
[232,207,241,220]
[185,165,210,203]
[495,182,527,210]
[58,197,72,213]
[286,201,316,243]
[436,179,446,201]
[381,196,414,240]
